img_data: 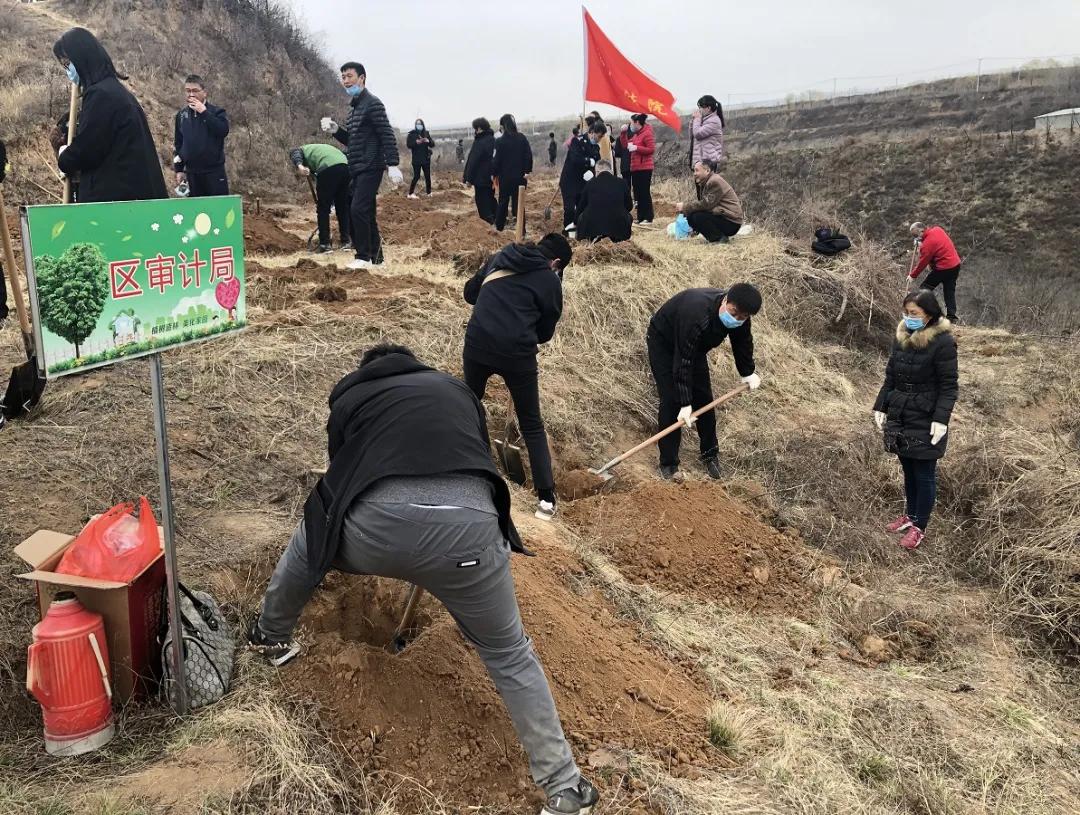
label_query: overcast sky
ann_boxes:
[289,0,1080,129]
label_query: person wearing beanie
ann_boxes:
[462,233,573,521]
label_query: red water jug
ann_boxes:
[26,592,115,756]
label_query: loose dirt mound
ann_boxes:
[566,482,816,614]
[244,211,305,254]
[573,240,654,266]
[422,217,507,262]
[283,537,719,812]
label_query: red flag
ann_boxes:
[582,8,681,132]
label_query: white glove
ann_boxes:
[930,422,948,445]
[297,165,310,177]
[874,411,886,430]
[582,171,594,181]
[589,158,596,167]
[677,405,696,428]
[387,166,404,185]
[627,143,638,152]
[320,117,338,134]
[741,373,762,390]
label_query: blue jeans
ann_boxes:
[899,456,937,531]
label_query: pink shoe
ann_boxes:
[898,527,925,550]
[886,515,913,533]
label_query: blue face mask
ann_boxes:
[903,315,926,331]
[719,309,745,329]
[66,63,79,85]
[345,84,361,97]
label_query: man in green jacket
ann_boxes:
[290,143,352,253]
[677,159,744,244]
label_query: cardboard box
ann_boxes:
[16,528,166,703]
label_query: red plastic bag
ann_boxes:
[55,497,161,583]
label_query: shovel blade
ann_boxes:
[2,358,46,420]
[587,467,614,482]
[494,437,528,485]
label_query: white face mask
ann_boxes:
[415,123,423,131]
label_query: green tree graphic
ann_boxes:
[36,243,110,358]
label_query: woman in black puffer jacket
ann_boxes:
[873,290,959,550]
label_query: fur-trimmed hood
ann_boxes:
[896,318,952,350]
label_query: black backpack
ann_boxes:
[812,227,851,256]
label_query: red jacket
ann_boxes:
[628,124,655,172]
[911,226,961,278]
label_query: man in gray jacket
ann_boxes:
[321,61,402,269]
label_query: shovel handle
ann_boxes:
[394,584,425,640]
[306,175,318,205]
[515,184,526,242]
[594,383,751,475]
[63,84,80,205]
[0,188,34,350]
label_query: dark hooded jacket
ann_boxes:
[491,131,533,185]
[303,353,524,580]
[55,28,167,203]
[463,128,495,186]
[575,171,633,242]
[873,319,958,460]
[463,244,563,371]
[648,288,756,406]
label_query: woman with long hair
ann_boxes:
[53,28,166,202]
[873,290,959,550]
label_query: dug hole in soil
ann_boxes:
[281,534,720,813]
[243,211,305,254]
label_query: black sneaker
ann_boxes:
[704,457,723,479]
[659,464,679,480]
[542,777,599,815]
[246,615,301,667]
[314,244,333,254]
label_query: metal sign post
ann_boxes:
[150,353,187,714]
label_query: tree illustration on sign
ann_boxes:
[35,243,109,359]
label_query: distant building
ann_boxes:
[1034,108,1080,133]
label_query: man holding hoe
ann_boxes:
[647,284,763,480]
[248,343,600,815]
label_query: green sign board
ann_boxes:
[22,196,246,378]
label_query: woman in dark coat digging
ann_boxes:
[53,27,167,203]
[873,289,959,550]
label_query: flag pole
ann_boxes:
[581,6,588,126]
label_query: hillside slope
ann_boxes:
[0,0,343,204]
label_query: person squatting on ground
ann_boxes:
[873,290,958,550]
[691,94,725,168]
[647,284,763,480]
[573,160,633,243]
[677,160,744,243]
[53,28,167,203]
[290,143,352,252]
[323,61,402,269]
[172,74,230,197]
[627,113,656,224]
[464,117,497,224]
[406,118,433,198]
[908,221,962,322]
[462,233,573,521]
[492,114,533,233]
[559,122,600,230]
[247,344,600,815]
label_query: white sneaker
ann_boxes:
[638,219,652,225]
[535,499,557,522]
[347,258,374,270]
[407,194,419,200]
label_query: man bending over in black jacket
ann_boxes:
[647,284,763,480]
[248,344,600,815]
[463,233,573,521]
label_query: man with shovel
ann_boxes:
[248,343,600,815]
[290,143,351,252]
[647,284,763,480]
[462,233,573,521]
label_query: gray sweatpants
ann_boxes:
[259,500,581,797]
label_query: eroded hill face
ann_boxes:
[0,0,342,204]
